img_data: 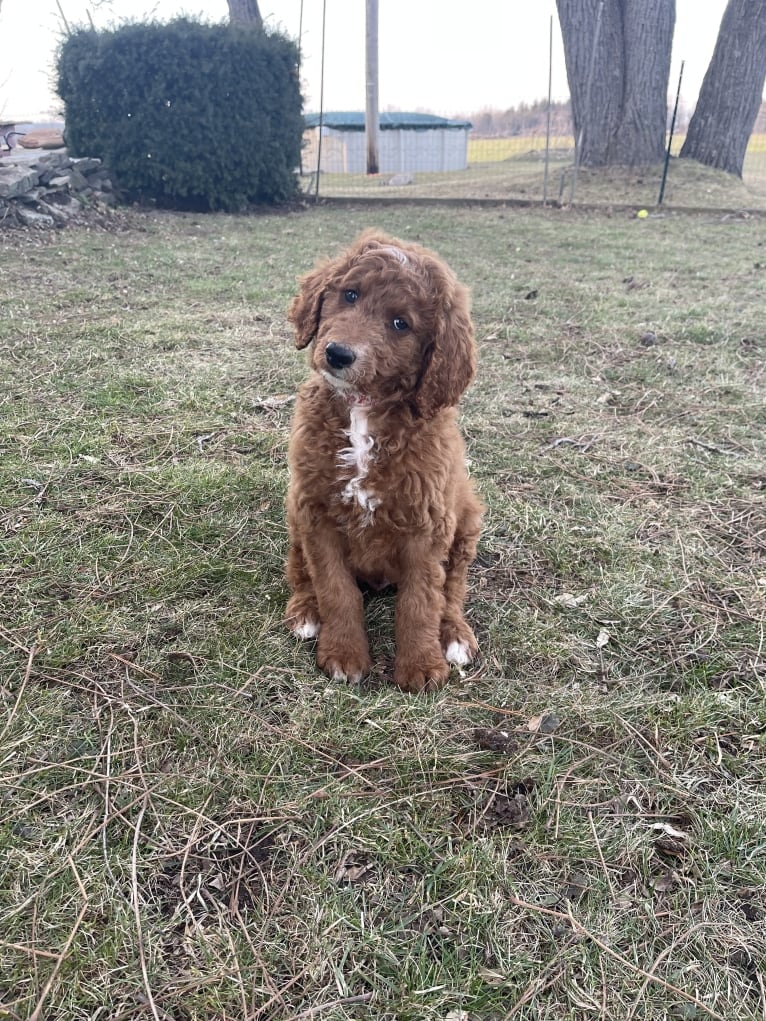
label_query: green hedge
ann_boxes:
[57,19,303,210]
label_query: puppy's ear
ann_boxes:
[288,263,330,350]
[414,282,476,419]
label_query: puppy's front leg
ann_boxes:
[303,525,371,683]
[393,544,449,693]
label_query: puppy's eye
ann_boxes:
[344,289,359,304]
[392,316,409,332]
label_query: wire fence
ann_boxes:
[302,128,766,211]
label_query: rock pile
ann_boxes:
[0,152,116,229]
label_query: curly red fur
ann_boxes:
[285,230,483,692]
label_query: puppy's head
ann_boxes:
[288,230,475,418]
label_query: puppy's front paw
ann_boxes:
[393,652,450,694]
[286,594,321,639]
[317,631,371,684]
[292,618,321,640]
[440,618,478,666]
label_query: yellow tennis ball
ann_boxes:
[636,209,649,219]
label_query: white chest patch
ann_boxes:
[339,405,380,518]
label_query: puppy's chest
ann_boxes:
[336,405,382,521]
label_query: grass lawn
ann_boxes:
[1,202,765,1020]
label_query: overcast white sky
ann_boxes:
[1,0,737,124]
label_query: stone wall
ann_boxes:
[0,152,116,229]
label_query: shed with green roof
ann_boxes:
[303,112,471,175]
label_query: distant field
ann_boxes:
[468,133,766,161]
[744,132,766,153]
[468,135,574,162]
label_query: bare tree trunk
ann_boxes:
[556,0,675,166]
[227,0,263,30]
[680,0,766,177]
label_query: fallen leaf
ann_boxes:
[651,868,678,893]
[563,871,590,902]
[553,592,588,609]
[334,853,374,885]
[596,629,610,649]
[649,822,688,840]
[527,712,560,734]
[478,968,506,986]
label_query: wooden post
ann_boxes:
[365,0,380,175]
[543,15,553,204]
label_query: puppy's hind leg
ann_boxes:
[441,499,482,667]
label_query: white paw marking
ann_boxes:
[294,620,320,639]
[445,640,472,667]
[332,669,362,684]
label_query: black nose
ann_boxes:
[325,342,356,370]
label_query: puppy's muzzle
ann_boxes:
[325,342,356,371]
